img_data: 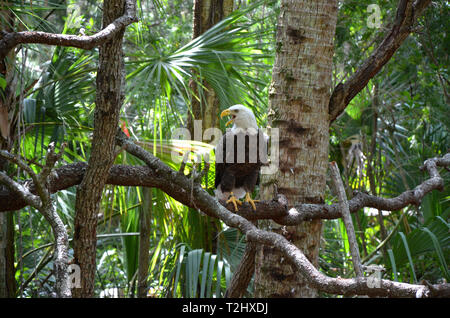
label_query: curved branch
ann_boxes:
[329,0,432,122]
[0,163,162,211]
[1,132,448,297]
[0,146,70,297]
[0,0,137,61]
[268,152,448,225]
[114,132,449,297]
[245,226,449,297]
[225,231,257,298]
[0,170,41,209]
[0,150,45,203]
[0,153,448,227]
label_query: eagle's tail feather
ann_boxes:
[215,186,245,201]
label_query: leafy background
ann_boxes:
[2,0,448,297]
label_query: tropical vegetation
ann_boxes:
[0,0,448,297]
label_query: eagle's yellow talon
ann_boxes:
[226,192,242,212]
[244,192,259,211]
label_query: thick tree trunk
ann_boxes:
[255,0,337,297]
[187,0,234,136]
[0,212,15,298]
[0,2,17,298]
[72,0,126,298]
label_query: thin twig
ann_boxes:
[178,151,191,173]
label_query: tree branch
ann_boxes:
[244,225,449,297]
[225,225,257,298]
[0,150,45,203]
[329,161,363,277]
[0,170,41,210]
[329,0,432,122]
[0,152,448,228]
[0,146,70,297]
[0,0,138,61]
[113,132,450,297]
[1,131,448,297]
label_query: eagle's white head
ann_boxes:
[220,104,258,131]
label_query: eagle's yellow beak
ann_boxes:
[220,109,234,127]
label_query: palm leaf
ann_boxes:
[387,249,398,281]
[421,227,450,281]
[398,232,417,283]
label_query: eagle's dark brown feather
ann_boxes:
[215,128,267,200]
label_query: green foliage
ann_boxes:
[4,0,448,298]
[325,0,449,289]
[125,1,275,136]
[169,246,231,298]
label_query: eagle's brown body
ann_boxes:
[215,127,267,202]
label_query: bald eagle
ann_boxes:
[215,105,268,211]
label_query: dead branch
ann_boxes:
[0,0,137,61]
[329,161,363,277]
[0,146,70,298]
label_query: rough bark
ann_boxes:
[255,0,337,298]
[0,1,17,298]
[72,0,129,298]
